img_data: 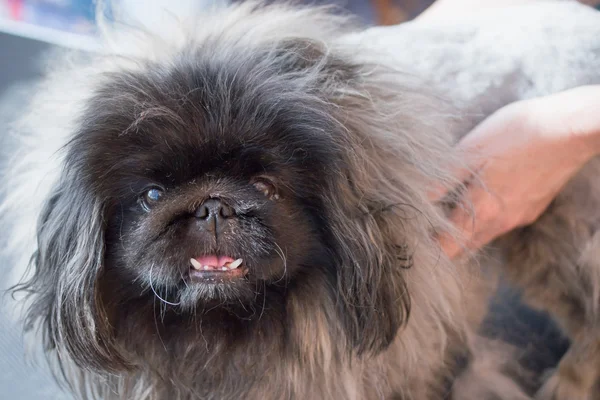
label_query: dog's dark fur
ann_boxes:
[2,1,600,399]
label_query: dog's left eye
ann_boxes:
[140,187,164,212]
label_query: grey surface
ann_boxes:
[0,32,70,400]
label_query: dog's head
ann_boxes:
[8,2,459,389]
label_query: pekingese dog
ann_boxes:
[2,1,600,399]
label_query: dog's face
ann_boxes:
[86,59,340,309]
[20,26,434,388]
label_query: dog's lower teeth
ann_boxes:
[191,258,243,273]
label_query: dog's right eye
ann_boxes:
[140,187,164,212]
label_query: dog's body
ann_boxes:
[2,1,600,399]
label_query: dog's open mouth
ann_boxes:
[189,255,247,281]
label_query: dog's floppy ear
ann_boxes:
[312,37,461,356]
[325,176,413,355]
[18,172,128,373]
[278,39,414,355]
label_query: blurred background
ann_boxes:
[0,0,599,399]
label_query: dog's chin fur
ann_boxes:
[2,1,600,400]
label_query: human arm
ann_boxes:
[431,85,600,259]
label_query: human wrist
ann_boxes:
[531,86,600,161]
[570,87,600,157]
[580,119,600,158]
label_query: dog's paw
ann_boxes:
[535,370,593,400]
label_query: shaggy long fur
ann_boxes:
[1,1,600,399]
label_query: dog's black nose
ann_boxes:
[194,199,234,235]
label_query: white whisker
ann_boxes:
[273,242,288,284]
[149,264,181,306]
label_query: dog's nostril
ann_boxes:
[220,204,234,218]
[195,204,210,219]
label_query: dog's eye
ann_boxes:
[140,187,164,212]
[252,178,279,201]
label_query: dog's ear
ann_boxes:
[325,178,413,355]
[311,38,461,356]
[19,173,129,373]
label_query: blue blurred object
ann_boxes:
[0,0,96,34]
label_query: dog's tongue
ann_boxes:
[194,255,235,267]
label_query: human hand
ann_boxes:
[431,85,600,259]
